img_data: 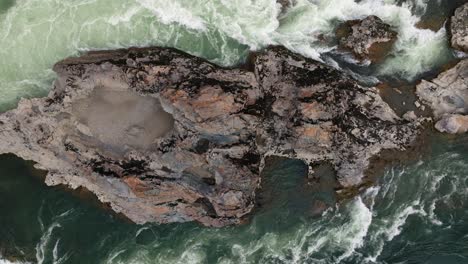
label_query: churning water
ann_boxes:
[2,134,468,263]
[1,0,468,263]
[0,0,465,109]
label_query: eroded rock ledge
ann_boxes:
[0,47,420,226]
[416,59,468,133]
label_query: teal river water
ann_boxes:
[1,0,468,263]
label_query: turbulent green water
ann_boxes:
[1,0,468,263]
[0,0,466,110]
[2,134,468,264]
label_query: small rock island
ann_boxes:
[0,2,466,228]
[0,46,421,227]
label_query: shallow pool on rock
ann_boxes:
[72,87,174,155]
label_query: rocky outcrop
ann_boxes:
[337,16,397,63]
[416,59,468,133]
[450,3,468,52]
[435,114,468,134]
[418,2,468,134]
[0,46,420,227]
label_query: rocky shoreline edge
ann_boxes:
[0,3,466,228]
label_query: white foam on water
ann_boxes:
[107,6,141,26]
[37,200,45,232]
[427,201,443,226]
[426,154,468,225]
[106,235,211,264]
[35,222,61,264]
[210,0,280,49]
[362,164,428,261]
[272,0,451,80]
[135,227,150,238]
[230,233,280,264]
[52,240,60,262]
[51,240,70,264]
[362,186,381,210]
[105,249,127,264]
[423,170,447,226]
[256,198,375,264]
[135,0,206,31]
[277,200,372,263]
[378,26,450,80]
[358,149,468,262]
[366,201,426,263]
[333,198,373,263]
[0,0,456,110]
[0,259,30,264]
[55,209,75,220]
[172,243,207,264]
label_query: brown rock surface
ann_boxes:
[337,16,397,63]
[435,114,468,134]
[0,46,420,226]
[416,59,468,134]
[450,3,468,52]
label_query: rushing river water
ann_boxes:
[0,0,466,110]
[1,0,468,263]
[2,134,468,264]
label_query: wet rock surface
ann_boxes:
[435,114,468,134]
[0,46,420,226]
[450,3,468,52]
[337,15,397,63]
[416,59,468,134]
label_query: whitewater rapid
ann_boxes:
[0,0,460,110]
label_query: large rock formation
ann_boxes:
[416,59,468,134]
[450,3,468,52]
[337,15,397,63]
[0,46,419,226]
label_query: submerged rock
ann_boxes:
[450,3,468,52]
[277,0,294,13]
[337,15,397,63]
[0,46,420,226]
[416,59,468,133]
